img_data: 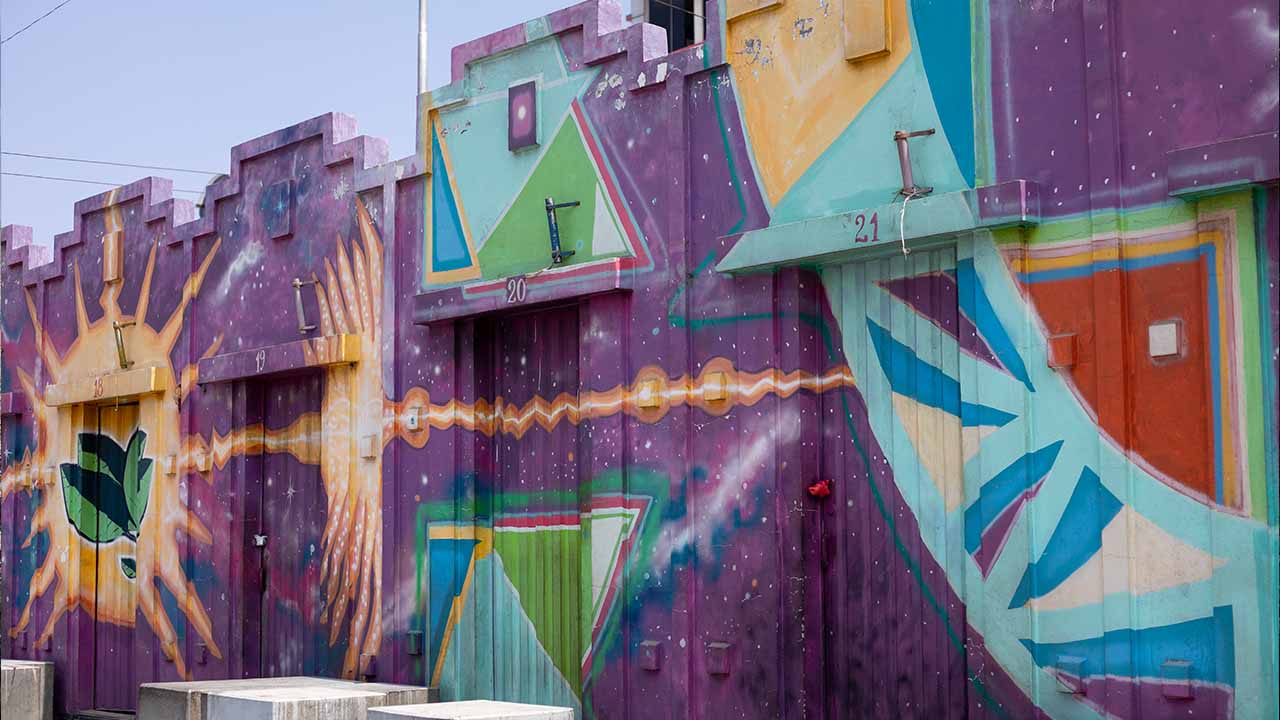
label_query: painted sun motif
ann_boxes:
[306,198,386,678]
[0,233,224,679]
[167,198,388,678]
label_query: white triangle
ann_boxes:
[1028,506,1226,611]
[587,511,630,620]
[892,393,964,512]
[591,183,628,257]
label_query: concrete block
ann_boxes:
[1,660,54,720]
[370,700,574,720]
[139,677,432,720]
[205,686,383,720]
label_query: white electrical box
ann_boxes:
[1148,320,1180,358]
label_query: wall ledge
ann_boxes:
[413,258,633,325]
[197,334,361,385]
[0,392,28,416]
[716,180,1040,274]
[1167,131,1280,198]
[45,365,168,407]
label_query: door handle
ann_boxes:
[292,278,318,334]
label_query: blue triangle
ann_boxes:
[431,127,476,273]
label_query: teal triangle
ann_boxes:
[431,127,475,273]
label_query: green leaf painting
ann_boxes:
[123,430,153,535]
[59,429,155,579]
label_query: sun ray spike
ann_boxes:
[22,291,63,382]
[160,238,221,352]
[135,241,160,326]
[334,236,364,334]
[72,262,91,338]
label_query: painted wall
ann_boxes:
[2,1,1277,718]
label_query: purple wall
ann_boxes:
[2,1,1277,718]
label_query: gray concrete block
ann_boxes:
[0,660,54,720]
[138,677,432,720]
[205,686,383,720]
[369,700,574,720]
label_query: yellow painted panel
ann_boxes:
[727,0,910,205]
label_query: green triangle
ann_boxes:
[477,115,628,280]
[493,527,584,696]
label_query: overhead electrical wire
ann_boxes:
[649,0,705,19]
[1,171,204,195]
[2,151,220,176]
[0,0,75,45]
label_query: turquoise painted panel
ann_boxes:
[435,38,597,249]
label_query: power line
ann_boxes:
[2,150,221,176]
[2,171,205,195]
[0,0,75,45]
[649,0,706,19]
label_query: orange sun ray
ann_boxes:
[159,237,221,353]
[23,291,64,383]
[72,262,91,338]
[135,241,160,326]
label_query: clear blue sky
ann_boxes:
[1,0,570,244]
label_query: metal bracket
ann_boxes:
[893,128,936,196]
[291,278,318,334]
[113,321,136,369]
[544,196,580,265]
[252,534,268,548]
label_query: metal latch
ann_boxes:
[113,321,136,369]
[291,277,318,334]
[252,534,268,547]
[544,196,580,265]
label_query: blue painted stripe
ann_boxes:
[964,440,1064,553]
[867,318,1018,428]
[1020,606,1235,686]
[910,0,974,185]
[956,259,1034,392]
[867,317,963,415]
[1008,466,1122,609]
[1203,244,1225,504]
[959,402,1018,429]
[1016,245,1210,285]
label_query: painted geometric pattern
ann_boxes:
[823,240,1268,718]
[476,104,637,280]
[1004,214,1264,517]
[426,30,646,289]
[423,494,648,703]
[427,121,481,284]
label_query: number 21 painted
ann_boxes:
[853,212,879,243]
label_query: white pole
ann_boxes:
[417,0,429,94]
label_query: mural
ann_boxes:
[2,1,1277,719]
[2,217,223,685]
